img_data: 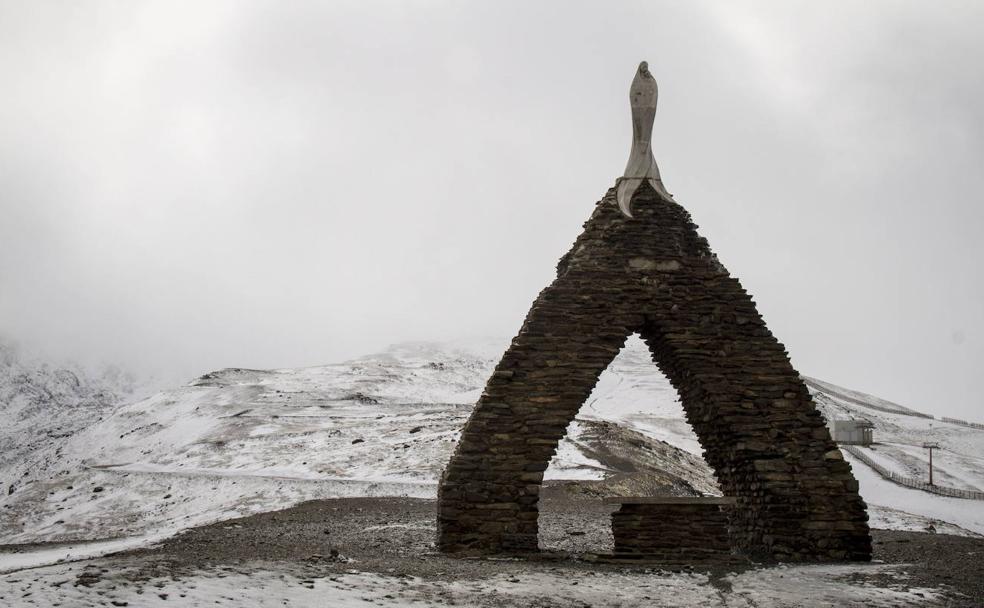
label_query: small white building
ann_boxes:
[833,419,875,445]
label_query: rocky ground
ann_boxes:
[1,494,979,607]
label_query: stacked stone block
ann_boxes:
[609,498,734,561]
[437,182,872,561]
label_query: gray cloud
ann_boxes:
[1,1,982,419]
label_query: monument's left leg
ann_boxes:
[437,280,630,554]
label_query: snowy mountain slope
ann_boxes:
[810,378,984,493]
[805,377,926,417]
[0,341,148,498]
[2,335,982,551]
[574,337,705,456]
[0,338,715,546]
[546,419,719,497]
[846,452,984,536]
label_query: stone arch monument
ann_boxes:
[437,62,871,561]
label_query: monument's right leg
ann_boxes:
[636,278,872,562]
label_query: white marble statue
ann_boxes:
[616,61,673,218]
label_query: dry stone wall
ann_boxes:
[437,182,871,561]
[610,498,734,561]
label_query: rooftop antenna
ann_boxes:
[616,61,674,217]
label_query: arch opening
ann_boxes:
[537,334,720,554]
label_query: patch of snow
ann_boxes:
[0,558,945,607]
[847,453,984,535]
[727,563,942,606]
[543,422,613,481]
[866,504,979,537]
[0,535,166,574]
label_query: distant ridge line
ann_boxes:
[803,377,934,420]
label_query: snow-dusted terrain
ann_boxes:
[809,377,984,489]
[805,376,984,534]
[2,335,983,570]
[0,558,944,608]
[0,341,148,497]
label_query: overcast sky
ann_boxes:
[1,1,982,420]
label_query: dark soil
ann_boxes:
[871,529,984,605]
[113,495,984,606]
[122,495,627,581]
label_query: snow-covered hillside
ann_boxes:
[810,377,984,493]
[2,336,982,556]
[0,338,716,549]
[0,341,150,498]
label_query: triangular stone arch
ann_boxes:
[437,183,871,561]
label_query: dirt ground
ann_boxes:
[1,495,980,607]
[112,495,982,606]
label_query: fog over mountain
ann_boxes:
[1,1,982,420]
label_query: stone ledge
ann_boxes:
[583,552,750,565]
[603,496,737,505]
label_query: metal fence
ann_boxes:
[842,446,984,501]
[940,416,984,430]
[805,379,936,419]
